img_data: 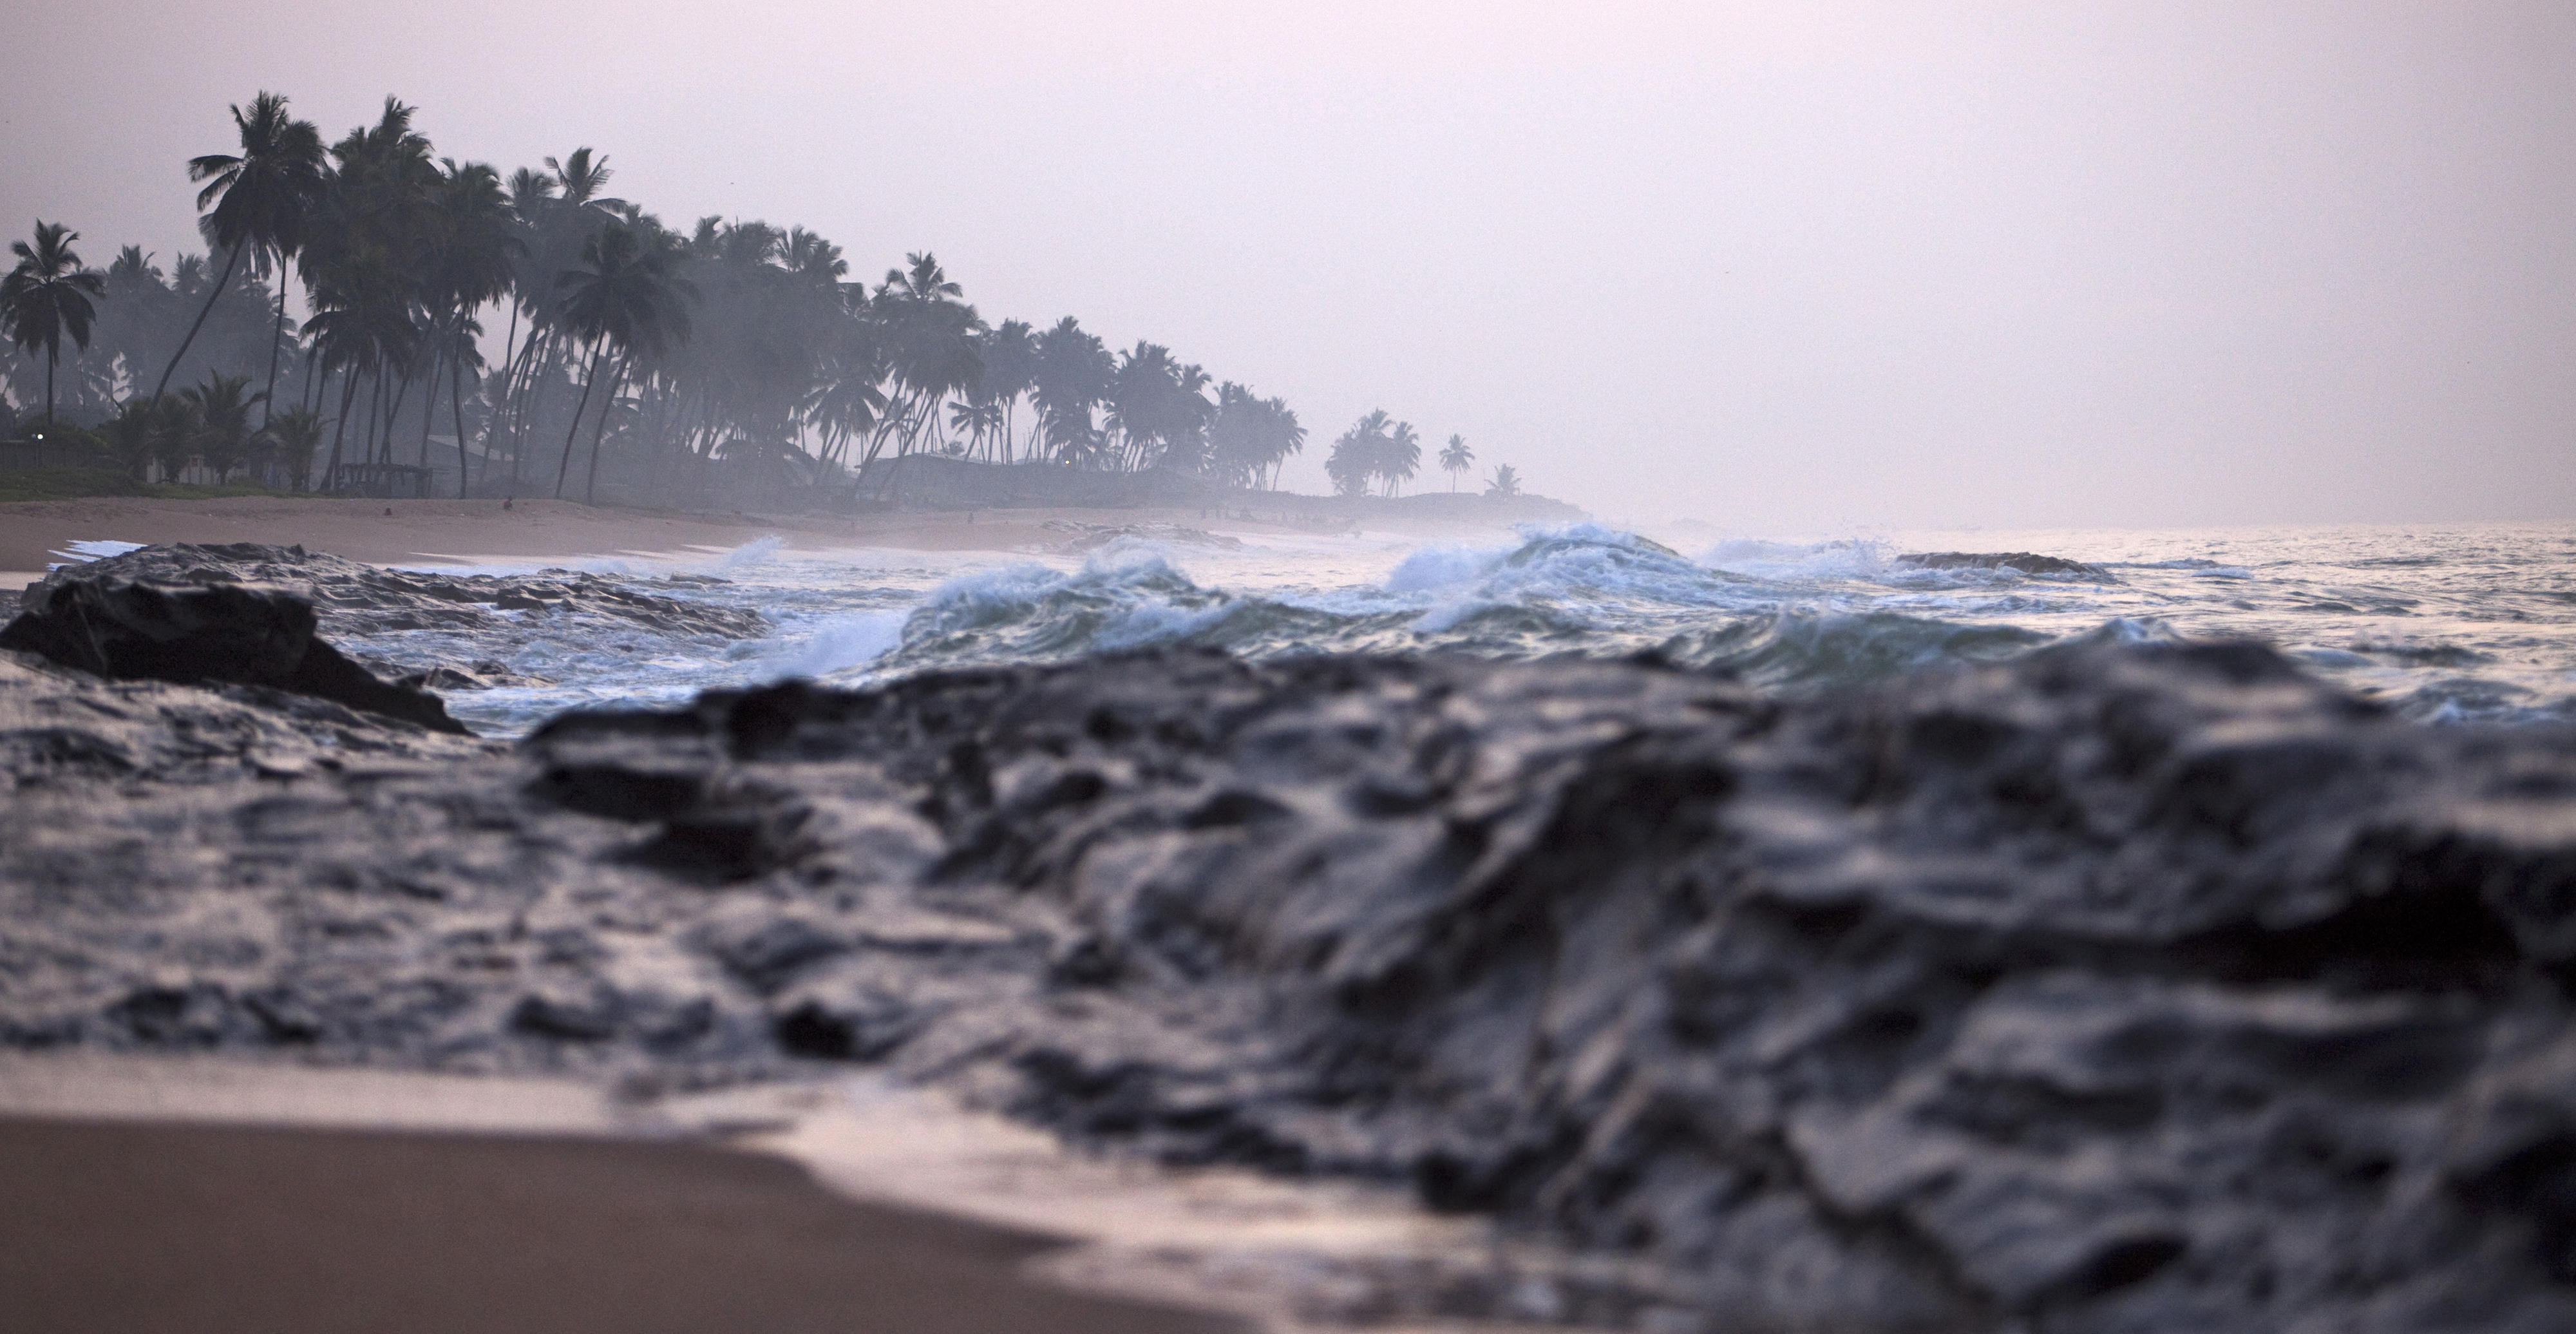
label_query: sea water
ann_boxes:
[247,519,2575,737]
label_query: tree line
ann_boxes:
[1,92,1526,503]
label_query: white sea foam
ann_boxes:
[46,538,148,569]
[779,611,909,678]
[319,519,2576,734]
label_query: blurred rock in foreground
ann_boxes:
[5,587,2574,1331]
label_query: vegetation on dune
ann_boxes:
[3,91,1532,510]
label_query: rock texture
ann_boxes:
[2,577,469,733]
[16,543,766,690]
[5,607,2575,1331]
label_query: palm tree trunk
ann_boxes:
[150,236,249,406]
[582,352,629,505]
[451,352,473,499]
[260,264,289,431]
[364,369,386,467]
[44,346,57,425]
[380,372,413,467]
[553,341,606,500]
[414,345,440,467]
[513,329,560,484]
[478,301,521,473]
[321,370,360,491]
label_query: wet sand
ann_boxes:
[0,1115,1244,1334]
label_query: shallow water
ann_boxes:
[69,519,2564,734]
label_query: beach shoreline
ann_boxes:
[0,1112,1247,1334]
[0,1053,1536,1334]
[0,494,1532,592]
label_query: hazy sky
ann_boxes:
[5,2,2570,530]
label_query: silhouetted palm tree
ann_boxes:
[419,159,520,491]
[155,92,327,407]
[1485,463,1521,497]
[1381,420,1421,496]
[99,398,158,479]
[263,405,326,490]
[554,220,696,501]
[1030,316,1111,467]
[1439,434,1473,490]
[1,222,107,424]
[1327,410,1394,497]
[545,149,621,214]
[181,372,265,481]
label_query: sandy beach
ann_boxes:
[0,1055,1502,1334]
[0,1116,1244,1334]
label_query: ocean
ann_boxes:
[269,518,2576,736]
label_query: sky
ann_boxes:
[3,1,2570,531]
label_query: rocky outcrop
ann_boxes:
[1,578,469,733]
[1897,551,2107,576]
[21,541,765,638]
[17,543,768,694]
[5,627,2575,1331]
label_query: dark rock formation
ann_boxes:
[16,542,766,636]
[1897,551,2106,577]
[6,625,2575,1331]
[1,578,469,734]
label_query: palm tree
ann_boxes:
[545,149,621,213]
[99,398,158,479]
[1,222,107,424]
[263,405,326,490]
[154,92,327,408]
[554,220,696,501]
[146,394,200,483]
[1326,409,1392,497]
[1486,463,1521,498]
[975,319,1037,463]
[180,372,265,482]
[1029,316,1111,467]
[1439,434,1473,490]
[1381,420,1421,496]
[417,159,520,492]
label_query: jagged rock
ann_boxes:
[1896,550,2106,576]
[22,541,766,641]
[5,626,2575,1331]
[0,578,469,734]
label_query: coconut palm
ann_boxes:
[553,220,697,501]
[1030,316,1111,466]
[303,274,412,487]
[417,159,520,491]
[1486,463,1522,498]
[545,148,621,214]
[1326,410,1393,497]
[868,253,981,468]
[1439,434,1473,490]
[263,405,327,490]
[1206,383,1305,489]
[1,222,107,424]
[154,92,327,408]
[1381,420,1421,496]
[975,319,1037,463]
[146,394,200,482]
[180,372,265,481]
[99,398,158,479]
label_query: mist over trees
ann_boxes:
[3,91,1522,508]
